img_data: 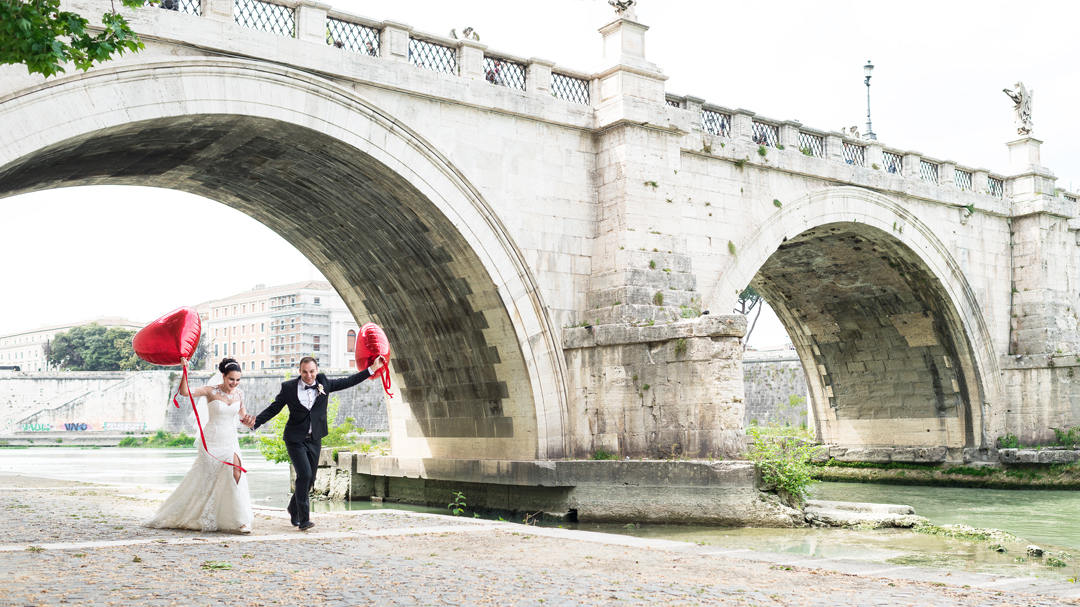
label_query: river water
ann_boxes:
[3,447,1079,579]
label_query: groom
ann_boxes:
[247,355,385,531]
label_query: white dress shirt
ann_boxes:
[298,380,318,434]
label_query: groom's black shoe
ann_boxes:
[298,521,315,531]
[287,502,299,527]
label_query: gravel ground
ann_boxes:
[1,473,1077,606]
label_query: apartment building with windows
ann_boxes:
[198,281,359,372]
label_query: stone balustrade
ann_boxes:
[161,0,1080,205]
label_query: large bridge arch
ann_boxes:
[0,58,569,460]
[707,187,1003,452]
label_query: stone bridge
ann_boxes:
[3,0,1077,464]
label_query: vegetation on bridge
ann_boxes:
[1,0,146,77]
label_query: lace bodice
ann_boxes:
[208,385,243,406]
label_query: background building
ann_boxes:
[198,281,360,372]
[0,317,143,372]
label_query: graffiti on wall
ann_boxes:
[18,424,51,432]
[103,422,146,432]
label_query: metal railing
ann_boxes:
[920,160,939,184]
[954,169,973,191]
[483,56,526,90]
[751,121,778,147]
[882,151,903,175]
[326,17,380,56]
[409,37,457,75]
[150,0,200,15]
[551,72,590,105]
[843,142,865,166]
[798,132,824,158]
[988,176,1004,198]
[234,0,294,37]
[702,109,731,137]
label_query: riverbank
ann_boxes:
[2,473,1078,605]
[813,459,1080,489]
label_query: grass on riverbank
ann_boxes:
[813,458,1080,489]
[117,431,260,448]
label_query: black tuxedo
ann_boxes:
[252,370,370,526]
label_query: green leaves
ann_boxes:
[745,425,822,504]
[0,0,146,78]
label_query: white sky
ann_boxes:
[3,0,1078,347]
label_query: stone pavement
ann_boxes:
[1,473,1078,606]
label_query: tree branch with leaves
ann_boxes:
[734,285,763,347]
[1,0,148,78]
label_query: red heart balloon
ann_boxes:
[355,322,390,369]
[356,322,393,397]
[133,307,201,366]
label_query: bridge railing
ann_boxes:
[146,0,200,16]
[658,96,1015,202]
[483,55,527,91]
[234,0,295,37]
[325,15,379,56]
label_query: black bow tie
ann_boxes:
[304,384,318,390]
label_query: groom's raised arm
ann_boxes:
[323,369,371,393]
[253,384,290,430]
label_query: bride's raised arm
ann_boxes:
[178,358,212,399]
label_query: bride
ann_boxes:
[147,357,255,534]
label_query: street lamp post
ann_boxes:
[864,59,876,140]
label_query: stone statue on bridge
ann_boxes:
[1003,82,1034,135]
[609,0,637,18]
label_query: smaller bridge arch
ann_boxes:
[708,187,1002,452]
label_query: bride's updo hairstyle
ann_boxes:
[218,357,241,374]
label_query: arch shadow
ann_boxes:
[0,58,570,459]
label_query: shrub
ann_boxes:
[673,338,687,357]
[257,396,359,464]
[746,425,822,505]
[997,433,1020,449]
[591,448,617,460]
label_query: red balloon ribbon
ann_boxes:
[374,362,393,398]
[172,364,247,474]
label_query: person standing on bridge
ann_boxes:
[245,355,385,531]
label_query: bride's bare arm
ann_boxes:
[177,358,211,398]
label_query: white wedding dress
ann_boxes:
[147,385,253,533]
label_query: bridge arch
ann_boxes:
[708,187,1002,452]
[0,58,569,459]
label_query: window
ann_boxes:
[349,359,355,369]
[261,323,265,331]
[313,344,320,351]
[314,297,321,306]
[313,335,320,343]
[347,329,356,352]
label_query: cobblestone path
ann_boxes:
[1,474,1077,606]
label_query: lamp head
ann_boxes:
[863,60,874,80]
